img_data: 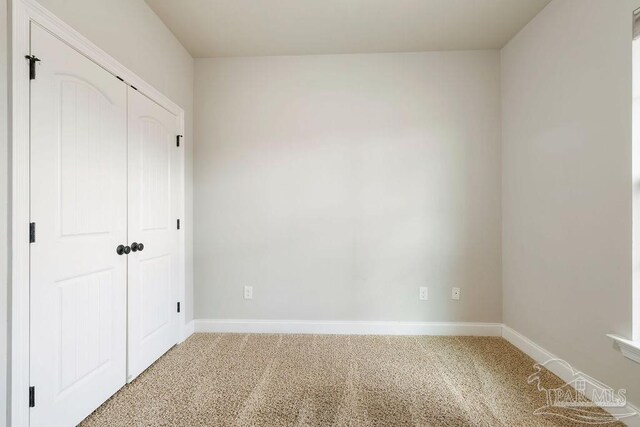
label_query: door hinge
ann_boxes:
[29,386,35,408]
[25,55,40,80]
[176,135,183,147]
[29,222,36,243]
[177,302,181,313]
[177,219,180,230]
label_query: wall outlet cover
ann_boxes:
[244,286,253,300]
[419,286,429,300]
[452,287,461,300]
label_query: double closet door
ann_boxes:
[29,24,180,427]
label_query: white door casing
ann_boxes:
[29,23,128,427]
[12,1,187,424]
[127,87,180,381]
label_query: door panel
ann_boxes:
[59,78,115,236]
[58,270,113,392]
[127,87,179,381]
[140,255,171,337]
[30,23,127,427]
[140,118,171,230]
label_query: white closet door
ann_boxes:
[127,87,180,381]
[29,23,128,427]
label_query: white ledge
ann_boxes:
[607,334,640,364]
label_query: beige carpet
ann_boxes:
[81,334,621,426]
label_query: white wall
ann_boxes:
[1,0,8,423]
[194,52,502,322]
[35,0,195,321]
[502,0,640,407]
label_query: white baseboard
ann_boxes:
[193,319,503,336]
[502,325,640,427]
[502,325,561,366]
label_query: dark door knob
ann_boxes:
[116,245,125,255]
[138,243,144,251]
[123,246,131,255]
[131,242,139,252]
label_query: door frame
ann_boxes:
[10,1,188,425]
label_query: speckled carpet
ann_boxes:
[80,334,621,426]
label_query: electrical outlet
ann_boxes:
[451,287,461,300]
[244,286,253,300]
[419,287,429,300]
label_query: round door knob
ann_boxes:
[116,245,125,255]
[123,246,131,255]
[138,243,144,251]
[131,242,139,252]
